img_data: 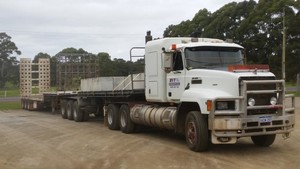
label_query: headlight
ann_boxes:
[217,102,228,110]
[216,101,235,110]
[248,98,255,106]
[270,97,277,105]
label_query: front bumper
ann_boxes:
[211,114,295,136]
[210,114,295,144]
[208,80,296,144]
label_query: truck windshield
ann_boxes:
[185,46,244,70]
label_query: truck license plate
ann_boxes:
[259,116,272,123]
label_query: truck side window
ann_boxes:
[172,52,183,71]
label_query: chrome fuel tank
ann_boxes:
[130,105,177,130]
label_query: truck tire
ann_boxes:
[251,134,276,147]
[61,100,67,119]
[66,100,74,120]
[107,104,120,130]
[119,104,135,133]
[73,101,84,122]
[185,111,209,152]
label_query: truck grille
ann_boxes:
[239,77,279,115]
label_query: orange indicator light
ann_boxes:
[207,100,212,111]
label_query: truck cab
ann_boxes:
[145,38,244,103]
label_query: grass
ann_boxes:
[0,101,21,110]
[287,91,300,97]
[0,87,58,98]
[286,82,296,87]
[32,88,39,94]
[0,88,20,97]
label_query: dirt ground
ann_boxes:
[0,99,299,169]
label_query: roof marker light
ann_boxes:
[171,44,177,50]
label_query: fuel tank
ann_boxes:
[130,105,177,130]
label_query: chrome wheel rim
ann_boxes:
[187,121,197,145]
[107,110,113,125]
[120,111,126,127]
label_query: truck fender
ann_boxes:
[175,102,201,134]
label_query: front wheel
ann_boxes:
[119,104,135,133]
[185,111,209,152]
[251,134,276,147]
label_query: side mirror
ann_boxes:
[163,53,172,73]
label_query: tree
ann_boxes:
[131,58,144,74]
[112,58,130,76]
[54,48,99,90]
[58,47,88,54]
[97,52,114,76]
[0,32,21,88]
[55,47,90,63]
[50,57,57,87]
[237,0,300,79]
[33,52,51,63]
[163,0,300,82]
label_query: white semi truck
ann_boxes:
[22,33,295,152]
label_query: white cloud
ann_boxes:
[0,0,246,60]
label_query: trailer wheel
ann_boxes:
[251,134,276,147]
[107,104,120,130]
[66,101,74,120]
[61,100,67,119]
[73,101,84,122]
[119,104,135,133]
[185,111,209,152]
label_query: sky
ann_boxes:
[0,0,247,61]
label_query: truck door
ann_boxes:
[167,51,186,102]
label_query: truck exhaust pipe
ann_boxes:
[145,31,152,44]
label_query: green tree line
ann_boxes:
[164,0,300,81]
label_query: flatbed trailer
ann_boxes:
[21,73,146,115]
[21,91,78,112]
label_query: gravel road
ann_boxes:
[0,98,299,169]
